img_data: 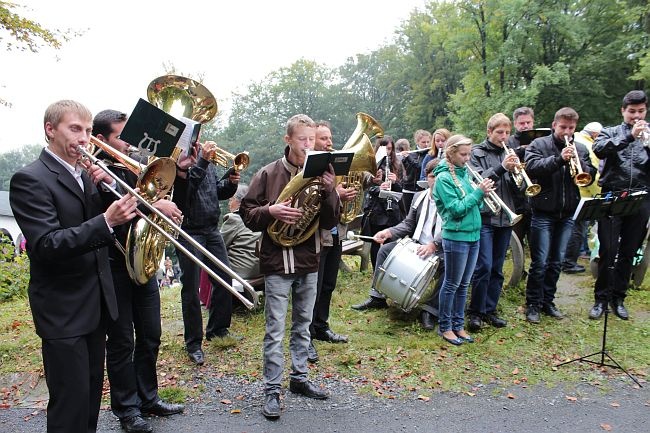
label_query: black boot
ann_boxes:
[419,310,436,330]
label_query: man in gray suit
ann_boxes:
[9,100,138,432]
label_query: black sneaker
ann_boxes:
[351,296,388,310]
[289,380,329,399]
[467,314,482,332]
[542,303,564,319]
[485,313,507,328]
[120,415,153,433]
[262,393,280,420]
[525,305,540,324]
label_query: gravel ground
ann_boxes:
[1,372,648,433]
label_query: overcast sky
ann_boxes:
[0,0,427,153]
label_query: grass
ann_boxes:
[0,255,648,406]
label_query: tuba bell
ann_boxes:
[338,113,383,224]
[121,75,218,285]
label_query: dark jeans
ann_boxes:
[439,239,479,332]
[311,235,342,335]
[106,267,161,419]
[469,224,512,316]
[525,214,573,307]
[595,199,650,303]
[563,219,588,268]
[177,226,233,352]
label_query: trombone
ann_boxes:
[80,137,257,310]
[466,163,523,226]
[563,135,592,187]
[502,142,541,197]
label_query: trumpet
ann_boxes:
[564,135,592,187]
[79,138,257,310]
[502,142,541,197]
[466,164,523,225]
[205,142,250,172]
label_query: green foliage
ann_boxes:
[0,143,41,190]
[0,251,28,302]
[0,1,64,52]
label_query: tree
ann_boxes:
[0,143,41,190]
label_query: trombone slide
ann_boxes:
[80,146,256,310]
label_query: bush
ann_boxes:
[0,253,29,302]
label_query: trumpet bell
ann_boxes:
[147,75,218,124]
[574,173,593,187]
[525,184,542,197]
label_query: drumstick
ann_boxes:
[347,232,376,242]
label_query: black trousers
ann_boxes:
[106,266,162,419]
[42,313,107,433]
[310,235,342,335]
[594,199,650,303]
[177,226,233,351]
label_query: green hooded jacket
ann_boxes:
[432,160,484,242]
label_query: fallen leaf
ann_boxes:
[566,396,577,402]
[220,399,232,405]
[507,393,516,399]
[466,392,476,397]
[230,409,241,414]
[511,367,519,375]
[417,395,430,401]
[600,423,612,431]
[610,402,620,408]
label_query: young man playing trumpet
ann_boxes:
[523,107,597,323]
[467,113,521,331]
[590,90,650,320]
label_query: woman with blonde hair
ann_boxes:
[420,128,451,181]
[432,135,494,345]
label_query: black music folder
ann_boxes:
[302,150,354,178]
[120,98,186,158]
[518,128,552,146]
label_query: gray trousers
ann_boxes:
[263,272,318,394]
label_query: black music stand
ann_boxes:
[556,190,645,387]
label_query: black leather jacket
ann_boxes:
[593,122,650,193]
[470,140,523,227]
[401,150,427,192]
[524,133,597,219]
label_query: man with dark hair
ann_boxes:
[589,90,650,320]
[508,107,535,246]
[9,100,138,432]
[93,109,185,433]
[524,107,597,323]
[173,135,241,366]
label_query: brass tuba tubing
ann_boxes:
[79,144,256,310]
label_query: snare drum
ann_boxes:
[372,237,439,312]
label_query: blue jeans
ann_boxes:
[525,214,573,307]
[469,225,512,316]
[439,239,479,332]
[263,272,318,394]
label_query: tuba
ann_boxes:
[338,113,383,224]
[122,75,218,284]
[267,174,323,247]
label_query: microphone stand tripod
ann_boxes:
[556,191,644,387]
